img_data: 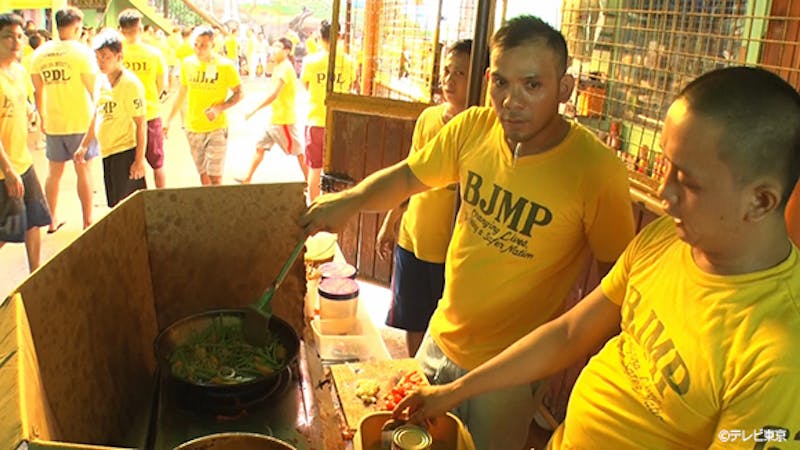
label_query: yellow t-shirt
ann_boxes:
[179,55,241,133]
[0,63,34,179]
[224,35,238,61]
[165,33,181,66]
[305,36,319,55]
[30,39,96,135]
[397,104,456,263]
[19,52,34,100]
[549,216,800,449]
[94,70,145,157]
[122,41,165,121]
[270,60,297,125]
[175,41,193,62]
[300,49,356,126]
[407,107,635,369]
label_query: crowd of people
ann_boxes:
[0,7,356,276]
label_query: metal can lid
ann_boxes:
[392,425,432,449]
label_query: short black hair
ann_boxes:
[92,29,123,54]
[491,15,568,76]
[448,39,472,56]
[0,13,23,32]
[55,7,83,29]
[28,32,42,49]
[118,8,142,30]
[277,37,292,51]
[320,20,331,42]
[193,25,214,43]
[678,66,800,206]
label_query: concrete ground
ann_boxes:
[1,77,307,297]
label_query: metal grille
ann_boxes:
[562,0,800,188]
[337,0,477,102]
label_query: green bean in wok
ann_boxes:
[169,317,287,385]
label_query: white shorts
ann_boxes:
[256,124,303,156]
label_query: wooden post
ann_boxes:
[468,0,493,107]
[360,0,380,96]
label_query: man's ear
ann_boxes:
[558,74,575,103]
[745,180,782,222]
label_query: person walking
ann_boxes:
[30,6,97,232]
[164,26,242,186]
[75,29,146,208]
[237,37,306,184]
[300,20,356,201]
[118,9,168,188]
[0,13,51,272]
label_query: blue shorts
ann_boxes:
[385,245,445,332]
[46,133,99,163]
[0,166,52,243]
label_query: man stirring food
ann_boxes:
[300,15,636,449]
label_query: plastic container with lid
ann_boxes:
[319,261,357,280]
[318,277,359,334]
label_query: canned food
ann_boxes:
[391,424,433,450]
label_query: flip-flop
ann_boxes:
[47,221,66,234]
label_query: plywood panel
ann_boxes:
[16,194,157,447]
[143,184,307,335]
[0,295,25,447]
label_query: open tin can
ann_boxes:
[391,424,433,450]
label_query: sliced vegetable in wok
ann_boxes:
[169,316,287,385]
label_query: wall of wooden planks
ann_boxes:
[323,95,428,284]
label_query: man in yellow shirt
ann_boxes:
[223,25,238,72]
[238,38,306,184]
[301,16,636,448]
[376,39,471,357]
[30,6,97,232]
[164,26,242,186]
[0,13,51,272]
[395,66,800,450]
[300,20,356,201]
[118,9,167,188]
[76,29,146,207]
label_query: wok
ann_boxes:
[175,432,296,450]
[154,309,300,414]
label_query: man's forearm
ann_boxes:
[452,287,621,404]
[134,117,146,161]
[0,142,15,177]
[218,88,242,111]
[167,87,187,124]
[342,162,428,213]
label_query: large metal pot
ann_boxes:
[154,309,300,414]
[175,432,296,450]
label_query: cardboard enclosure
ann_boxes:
[0,183,307,449]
